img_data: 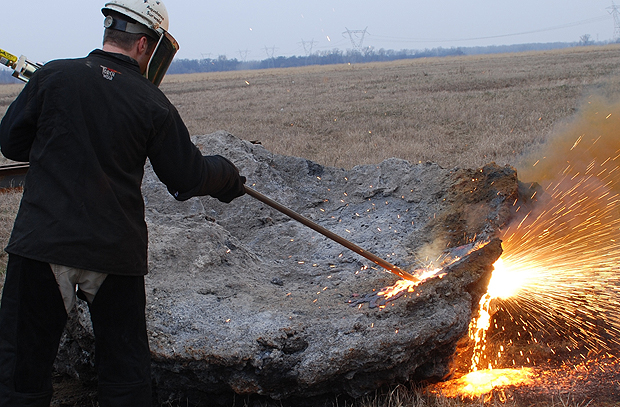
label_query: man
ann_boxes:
[0,1,246,405]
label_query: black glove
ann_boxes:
[211,155,246,203]
[216,175,246,203]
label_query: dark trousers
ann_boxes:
[0,254,152,407]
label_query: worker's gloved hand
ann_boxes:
[216,174,246,203]
[211,155,246,203]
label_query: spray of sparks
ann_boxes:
[441,97,620,398]
[493,99,620,355]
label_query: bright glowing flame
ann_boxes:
[377,279,417,299]
[469,293,493,371]
[350,264,449,309]
[487,258,532,300]
[377,267,444,297]
[437,368,535,399]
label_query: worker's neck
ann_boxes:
[102,43,149,74]
[102,43,135,58]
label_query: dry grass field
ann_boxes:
[2,44,620,406]
[161,44,620,170]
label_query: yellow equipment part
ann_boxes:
[0,48,18,68]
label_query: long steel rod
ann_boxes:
[244,186,419,282]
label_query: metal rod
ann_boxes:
[244,185,419,282]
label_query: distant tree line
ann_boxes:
[0,40,615,84]
[167,41,606,75]
[167,46,474,74]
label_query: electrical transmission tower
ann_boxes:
[263,46,278,68]
[608,1,620,42]
[238,49,250,62]
[263,46,278,59]
[343,27,368,51]
[299,39,317,56]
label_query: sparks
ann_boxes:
[441,98,620,399]
[494,149,620,353]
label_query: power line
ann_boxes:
[370,15,611,44]
[263,46,278,67]
[198,13,612,61]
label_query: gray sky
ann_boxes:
[1,0,615,63]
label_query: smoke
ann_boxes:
[516,95,620,191]
[505,94,620,253]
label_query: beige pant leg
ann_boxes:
[50,264,108,313]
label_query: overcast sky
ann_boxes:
[1,0,615,63]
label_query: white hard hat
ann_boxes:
[102,0,170,35]
[101,0,179,86]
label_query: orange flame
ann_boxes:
[436,368,535,399]
[368,241,488,308]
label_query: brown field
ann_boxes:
[161,44,620,170]
[2,44,620,406]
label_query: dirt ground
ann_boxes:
[51,375,97,407]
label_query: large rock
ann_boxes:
[55,131,519,404]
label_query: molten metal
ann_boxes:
[436,368,535,398]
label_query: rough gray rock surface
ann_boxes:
[54,131,519,404]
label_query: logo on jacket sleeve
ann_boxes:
[100,65,121,81]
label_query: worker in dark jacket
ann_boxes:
[0,1,245,405]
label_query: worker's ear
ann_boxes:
[137,36,150,55]
[134,36,154,75]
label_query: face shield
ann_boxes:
[146,31,179,87]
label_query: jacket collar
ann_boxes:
[89,49,141,74]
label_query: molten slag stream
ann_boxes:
[440,98,620,398]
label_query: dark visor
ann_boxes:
[147,32,179,87]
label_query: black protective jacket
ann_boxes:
[0,50,242,275]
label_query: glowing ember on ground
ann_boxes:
[436,368,535,399]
